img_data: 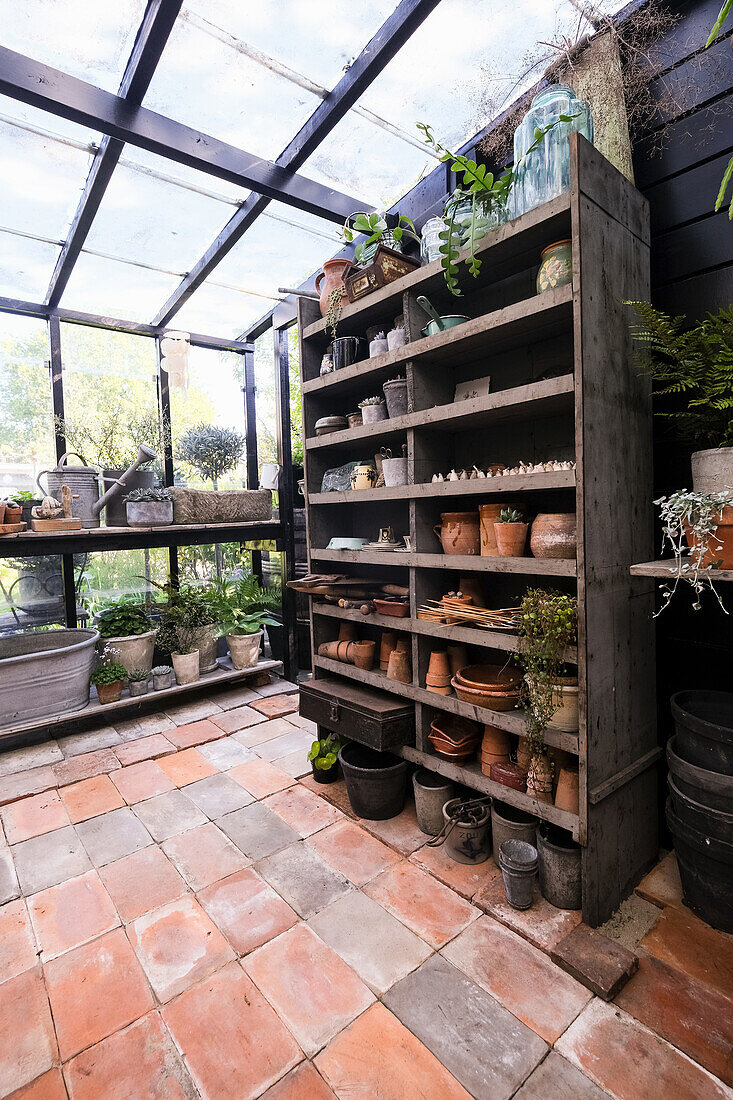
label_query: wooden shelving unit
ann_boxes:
[631,560,733,582]
[298,135,656,925]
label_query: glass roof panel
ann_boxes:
[143,15,319,161]
[119,144,248,206]
[0,230,59,300]
[0,0,148,93]
[172,284,272,341]
[60,253,180,324]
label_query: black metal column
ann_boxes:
[274,325,297,681]
[156,335,179,588]
[48,315,66,463]
[242,345,262,584]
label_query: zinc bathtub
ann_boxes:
[0,628,99,730]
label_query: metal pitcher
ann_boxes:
[37,445,157,528]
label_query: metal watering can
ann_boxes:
[37,445,157,529]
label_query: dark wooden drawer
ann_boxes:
[300,676,414,753]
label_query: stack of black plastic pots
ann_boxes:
[667,691,733,933]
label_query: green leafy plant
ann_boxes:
[90,659,128,686]
[517,589,578,758]
[326,286,343,341]
[96,600,154,638]
[177,423,246,488]
[55,404,162,468]
[13,490,37,501]
[123,487,172,503]
[706,0,732,218]
[626,302,733,447]
[655,489,733,613]
[341,211,419,264]
[307,733,342,771]
[417,116,577,295]
[128,668,149,683]
[205,575,280,636]
[497,507,523,523]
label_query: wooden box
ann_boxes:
[300,676,414,752]
[344,245,420,303]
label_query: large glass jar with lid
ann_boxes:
[511,84,593,218]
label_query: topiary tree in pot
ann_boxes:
[177,424,246,490]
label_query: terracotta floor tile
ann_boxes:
[314,1002,472,1100]
[10,1068,67,1100]
[556,998,731,1100]
[255,841,352,919]
[0,898,37,983]
[259,1061,336,1099]
[0,845,20,905]
[28,869,119,960]
[75,807,153,867]
[114,735,177,767]
[128,895,235,1002]
[249,695,299,719]
[0,968,57,1095]
[211,705,268,735]
[183,773,254,818]
[59,727,121,757]
[244,923,374,1056]
[234,720,296,749]
[162,961,302,1098]
[162,822,249,891]
[410,843,501,899]
[156,748,218,787]
[133,789,207,842]
[254,678,299,697]
[12,826,92,895]
[1,789,70,844]
[307,819,401,886]
[53,747,121,786]
[111,760,175,804]
[443,915,592,1043]
[635,852,684,911]
[111,713,174,741]
[0,766,57,809]
[198,737,256,770]
[640,905,733,1001]
[63,1011,195,1100]
[474,874,582,951]
[275,749,313,780]
[264,785,343,838]
[59,774,125,823]
[255,728,313,763]
[208,685,260,710]
[616,953,733,1086]
[227,759,294,800]
[364,860,479,949]
[298,775,356,819]
[198,867,298,955]
[552,923,638,1000]
[99,846,186,923]
[164,699,222,725]
[44,927,154,1061]
[283,713,317,732]
[359,803,428,857]
[166,718,225,751]
[513,1051,611,1100]
[0,741,62,778]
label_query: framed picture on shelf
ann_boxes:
[454,375,491,402]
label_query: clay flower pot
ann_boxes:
[426,651,452,694]
[337,640,356,663]
[685,506,733,568]
[494,521,529,557]
[97,680,123,705]
[442,594,473,624]
[478,504,503,556]
[490,761,527,792]
[4,505,22,524]
[315,258,351,316]
[526,755,554,804]
[379,631,397,671]
[352,640,376,671]
[318,641,341,661]
[171,650,200,685]
[387,648,411,683]
[338,621,358,642]
[530,513,577,559]
[434,512,480,555]
[395,637,410,654]
[555,766,580,814]
[481,724,511,777]
[447,644,468,677]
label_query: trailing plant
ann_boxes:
[326,286,343,340]
[96,600,154,638]
[497,507,523,523]
[127,668,149,683]
[124,487,172,503]
[308,733,342,771]
[626,302,733,447]
[90,659,128,686]
[417,116,577,296]
[205,575,280,637]
[177,423,246,488]
[654,489,733,613]
[516,589,578,759]
[340,211,419,264]
[706,0,732,218]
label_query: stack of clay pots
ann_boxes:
[425,651,451,695]
[386,637,411,683]
[481,725,511,776]
[451,664,522,710]
[429,714,481,762]
[318,638,376,671]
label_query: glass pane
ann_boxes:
[0,0,149,93]
[0,313,55,491]
[79,548,170,622]
[0,554,66,635]
[169,346,247,491]
[178,543,253,583]
[58,323,160,478]
[0,230,60,300]
[173,284,272,342]
[59,253,181,324]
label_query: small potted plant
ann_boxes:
[494,508,529,556]
[124,486,173,527]
[128,668,150,697]
[3,498,23,524]
[207,575,280,670]
[90,658,128,704]
[655,489,733,612]
[341,211,419,266]
[157,619,200,686]
[15,490,41,526]
[95,600,157,678]
[151,581,221,674]
[358,396,388,424]
[307,733,342,783]
[152,664,173,690]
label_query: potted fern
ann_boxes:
[207,576,280,670]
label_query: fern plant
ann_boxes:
[626,302,733,448]
[706,0,732,218]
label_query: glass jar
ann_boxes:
[420,216,447,264]
[511,84,593,218]
[536,239,573,294]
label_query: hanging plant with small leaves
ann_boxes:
[326,286,344,340]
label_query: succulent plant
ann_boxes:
[358,396,386,407]
[152,664,172,675]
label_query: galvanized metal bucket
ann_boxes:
[37,452,101,528]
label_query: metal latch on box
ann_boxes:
[329,702,340,723]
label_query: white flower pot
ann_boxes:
[102,628,158,679]
[180,624,219,674]
[691,447,733,493]
[227,631,262,670]
[548,680,579,732]
[171,650,200,685]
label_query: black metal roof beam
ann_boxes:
[0,45,361,223]
[151,0,441,326]
[45,0,184,308]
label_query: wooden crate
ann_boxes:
[344,245,420,303]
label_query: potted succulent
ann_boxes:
[358,396,388,424]
[124,487,173,527]
[3,498,23,524]
[152,664,173,690]
[95,600,157,678]
[90,658,128,704]
[207,575,280,670]
[341,211,419,266]
[308,733,342,783]
[128,668,150,697]
[494,508,529,556]
[654,489,733,613]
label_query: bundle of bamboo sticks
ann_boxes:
[416,600,520,630]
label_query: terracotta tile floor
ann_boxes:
[0,680,731,1098]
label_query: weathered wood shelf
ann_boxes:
[0,520,283,558]
[311,548,577,576]
[630,560,733,582]
[310,470,575,505]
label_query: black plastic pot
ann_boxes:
[537,823,582,910]
[671,690,733,775]
[267,620,284,662]
[338,743,408,819]
[667,736,733,813]
[668,775,733,845]
[311,760,339,784]
[666,799,733,934]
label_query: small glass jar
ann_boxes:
[320,352,334,376]
[420,216,447,264]
[512,84,593,218]
[536,239,573,294]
